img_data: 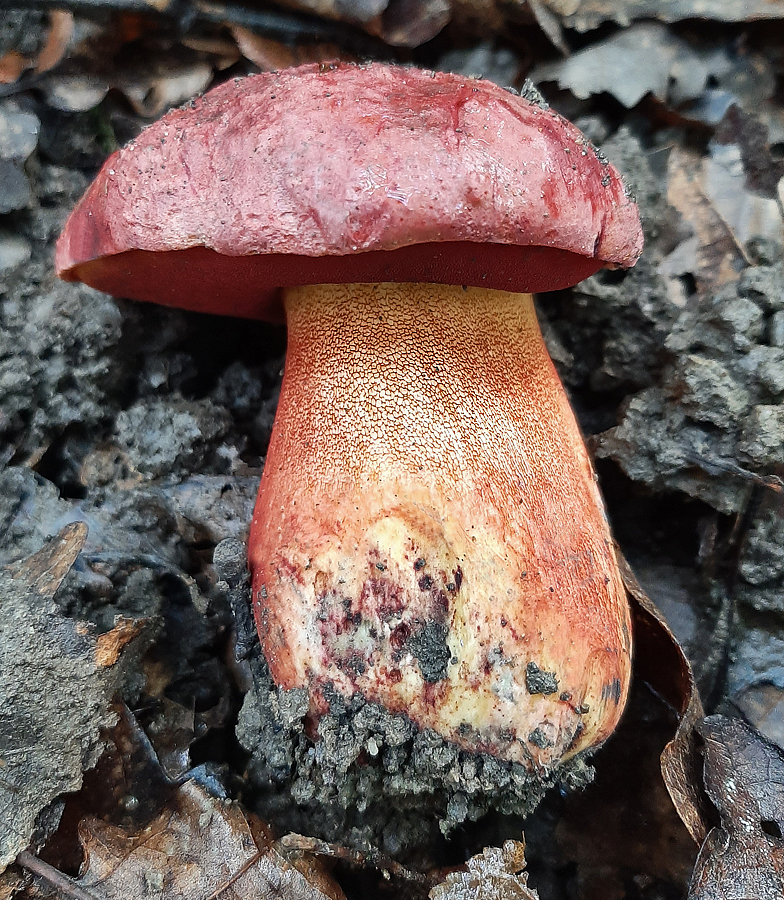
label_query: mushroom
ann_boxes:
[57,62,643,775]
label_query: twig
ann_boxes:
[16,851,101,900]
[278,832,437,886]
[683,450,783,493]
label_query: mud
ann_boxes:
[235,634,595,855]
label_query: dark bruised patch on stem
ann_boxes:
[418,573,434,591]
[602,677,623,705]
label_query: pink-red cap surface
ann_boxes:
[56,62,643,319]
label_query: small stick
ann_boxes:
[278,833,437,887]
[16,851,101,900]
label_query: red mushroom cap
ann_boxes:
[56,63,642,320]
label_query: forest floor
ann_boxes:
[1,3,783,898]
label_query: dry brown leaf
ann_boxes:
[0,11,74,85]
[664,114,784,294]
[141,0,174,13]
[665,146,746,293]
[180,35,242,70]
[230,28,348,72]
[230,28,298,71]
[0,51,29,84]
[271,0,450,45]
[75,780,345,900]
[429,840,538,899]
[618,552,710,847]
[34,11,75,74]
[366,0,451,47]
[688,716,784,898]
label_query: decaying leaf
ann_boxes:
[0,51,28,84]
[95,617,146,668]
[429,840,538,900]
[543,0,784,33]
[0,525,123,870]
[664,147,748,293]
[33,10,74,74]
[230,27,347,72]
[0,10,74,84]
[75,780,345,900]
[532,22,710,109]
[688,716,784,899]
[663,106,784,294]
[734,683,784,751]
[622,553,784,894]
[703,146,783,256]
[276,0,451,45]
[618,553,710,847]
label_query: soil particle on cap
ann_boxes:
[518,78,550,110]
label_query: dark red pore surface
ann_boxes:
[63,242,604,321]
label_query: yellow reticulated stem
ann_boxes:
[249,283,631,771]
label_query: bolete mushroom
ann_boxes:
[57,62,643,776]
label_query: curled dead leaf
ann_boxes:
[75,780,345,899]
[618,551,710,846]
[230,27,348,72]
[688,716,784,899]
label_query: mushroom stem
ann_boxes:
[249,282,631,770]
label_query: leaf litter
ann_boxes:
[0,525,139,871]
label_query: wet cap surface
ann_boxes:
[57,62,643,319]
